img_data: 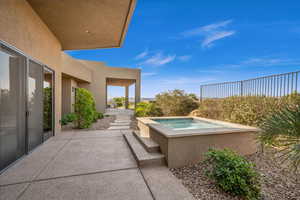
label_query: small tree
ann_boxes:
[155,89,198,116]
[113,97,125,107]
[74,88,97,129]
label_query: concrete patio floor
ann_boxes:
[0,129,194,200]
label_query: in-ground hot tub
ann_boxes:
[137,116,259,168]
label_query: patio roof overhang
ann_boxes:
[27,0,136,50]
[106,78,136,87]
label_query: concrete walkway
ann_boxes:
[0,110,194,200]
[107,109,133,130]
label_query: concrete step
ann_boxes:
[123,133,165,166]
[133,131,160,153]
[114,120,132,123]
[140,166,195,200]
[110,122,131,126]
[108,126,130,130]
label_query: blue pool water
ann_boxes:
[153,118,225,130]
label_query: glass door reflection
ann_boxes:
[43,68,53,141]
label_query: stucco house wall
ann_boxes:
[0,0,140,133]
[0,0,62,133]
[78,60,141,112]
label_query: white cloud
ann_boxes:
[205,57,300,69]
[181,19,235,48]
[139,53,176,67]
[135,49,148,60]
[202,31,235,48]
[178,55,192,62]
[182,20,233,37]
[142,72,157,77]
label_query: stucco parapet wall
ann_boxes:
[61,53,92,83]
[78,59,141,78]
[137,116,260,138]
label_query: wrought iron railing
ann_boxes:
[200,71,300,100]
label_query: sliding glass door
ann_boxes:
[0,43,54,171]
[0,46,26,170]
[27,60,44,151]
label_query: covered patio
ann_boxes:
[106,77,139,109]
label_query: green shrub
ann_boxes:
[96,112,104,119]
[155,89,199,116]
[204,149,261,200]
[112,97,125,107]
[60,113,77,126]
[135,102,163,117]
[74,88,97,129]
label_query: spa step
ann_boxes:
[123,133,165,166]
[133,131,160,153]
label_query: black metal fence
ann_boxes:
[200,71,300,100]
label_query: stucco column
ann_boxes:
[125,86,129,109]
[135,79,141,107]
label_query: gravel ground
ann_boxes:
[62,115,116,131]
[86,115,116,130]
[170,147,300,200]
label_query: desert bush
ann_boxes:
[194,94,300,127]
[135,102,163,117]
[74,88,97,129]
[225,96,279,126]
[155,89,199,116]
[204,148,261,200]
[190,98,223,119]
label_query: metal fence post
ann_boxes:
[240,81,243,96]
[200,86,203,102]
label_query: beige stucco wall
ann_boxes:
[61,53,92,83]
[0,0,140,134]
[61,77,78,116]
[0,0,62,134]
[148,127,257,168]
[78,60,141,112]
[166,132,257,168]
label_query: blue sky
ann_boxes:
[67,0,300,98]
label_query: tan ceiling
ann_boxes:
[106,78,135,86]
[27,0,136,50]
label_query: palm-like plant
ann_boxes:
[259,105,300,173]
